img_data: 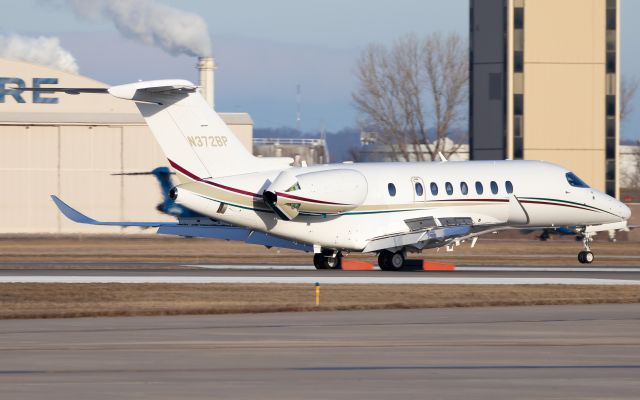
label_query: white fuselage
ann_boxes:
[172,160,631,252]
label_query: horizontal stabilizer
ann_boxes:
[51,195,176,227]
[12,87,108,95]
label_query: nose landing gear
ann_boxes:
[577,234,594,264]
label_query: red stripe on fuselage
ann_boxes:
[168,159,202,182]
[520,199,593,212]
[168,159,262,198]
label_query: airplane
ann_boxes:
[26,80,632,269]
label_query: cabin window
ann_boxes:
[445,182,453,195]
[415,182,424,196]
[505,181,514,193]
[475,181,484,195]
[388,183,397,197]
[460,182,469,195]
[430,182,438,196]
[490,181,499,194]
[566,172,590,188]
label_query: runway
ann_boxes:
[1,263,640,284]
[1,304,639,399]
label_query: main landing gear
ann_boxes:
[577,234,594,264]
[313,251,342,269]
[378,249,405,271]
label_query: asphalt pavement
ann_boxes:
[1,304,639,399]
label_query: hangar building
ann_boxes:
[0,57,253,233]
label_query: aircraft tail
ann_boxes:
[108,80,291,182]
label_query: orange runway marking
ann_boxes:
[341,260,375,270]
[422,261,456,271]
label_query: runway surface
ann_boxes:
[1,304,639,399]
[1,263,640,284]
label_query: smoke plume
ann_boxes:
[61,0,212,57]
[0,34,79,73]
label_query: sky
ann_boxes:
[2,0,640,139]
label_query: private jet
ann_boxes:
[30,80,632,269]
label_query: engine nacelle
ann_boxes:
[263,169,368,220]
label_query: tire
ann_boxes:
[378,250,404,271]
[314,253,328,269]
[578,251,594,264]
[584,251,594,264]
[313,253,342,269]
[390,252,404,269]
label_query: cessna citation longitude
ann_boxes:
[34,80,632,269]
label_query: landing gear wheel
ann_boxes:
[313,253,342,270]
[577,232,595,264]
[378,250,405,271]
[578,251,594,264]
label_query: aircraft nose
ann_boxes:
[619,202,631,220]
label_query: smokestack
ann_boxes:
[197,57,216,108]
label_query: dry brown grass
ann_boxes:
[1,283,640,319]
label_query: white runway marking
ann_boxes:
[1,276,639,285]
[189,265,640,273]
[189,265,315,270]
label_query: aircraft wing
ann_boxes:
[156,225,311,252]
[51,195,174,227]
[51,195,311,252]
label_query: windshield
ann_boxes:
[566,172,590,188]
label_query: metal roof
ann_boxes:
[0,111,253,126]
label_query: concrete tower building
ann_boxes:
[197,56,216,108]
[469,0,620,197]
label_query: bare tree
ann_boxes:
[352,33,468,161]
[621,141,640,190]
[620,76,640,191]
[621,75,639,123]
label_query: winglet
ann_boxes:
[50,195,98,224]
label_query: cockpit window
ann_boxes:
[566,172,589,188]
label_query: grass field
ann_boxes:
[0,235,638,319]
[1,283,640,319]
[1,234,639,266]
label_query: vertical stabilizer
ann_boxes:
[108,80,291,182]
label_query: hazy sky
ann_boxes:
[2,0,640,139]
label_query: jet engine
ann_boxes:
[263,169,368,220]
